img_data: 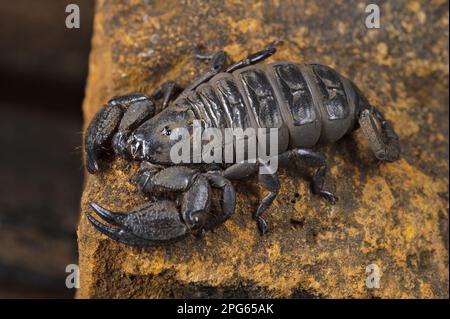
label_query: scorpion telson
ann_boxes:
[84,41,401,246]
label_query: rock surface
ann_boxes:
[78,0,449,298]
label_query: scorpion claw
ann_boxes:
[86,200,191,246]
[85,104,124,173]
[85,211,149,246]
[89,203,127,226]
[86,158,99,174]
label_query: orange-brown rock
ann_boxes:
[78,0,449,298]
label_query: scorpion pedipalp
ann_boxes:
[85,104,124,173]
[84,93,155,173]
[87,201,190,246]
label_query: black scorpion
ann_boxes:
[84,41,401,246]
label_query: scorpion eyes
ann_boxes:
[161,126,172,136]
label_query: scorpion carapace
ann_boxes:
[84,41,401,246]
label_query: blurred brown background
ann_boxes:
[0,1,94,297]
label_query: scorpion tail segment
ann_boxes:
[359,108,401,162]
[85,104,124,174]
[87,200,190,246]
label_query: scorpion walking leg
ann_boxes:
[279,149,337,204]
[203,173,236,232]
[359,107,401,162]
[222,162,279,234]
[255,167,280,234]
[183,50,228,92]
[151,81,183,110]
[181,175,213,234]
[225,40,282,73]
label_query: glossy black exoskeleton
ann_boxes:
[85,41,400,246]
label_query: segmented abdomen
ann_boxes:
[174,61,358,152]
[270,62,357,146]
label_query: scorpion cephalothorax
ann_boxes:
[84,41,401,246]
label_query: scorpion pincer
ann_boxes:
[84,41,400,246]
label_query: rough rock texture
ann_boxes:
[78,0,449,298]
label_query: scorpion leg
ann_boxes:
[225,40,282,73]
[151,81,183,110]
[222,162,280,234]
[181,175,213,234]
[279,149,337,204]
[86,200,190,246]
[183,50,228,92]
[358,107,401,162]
[254,167,280,234]
[85,93,155,173]
[222,162,259,180]
[203,173,236,232]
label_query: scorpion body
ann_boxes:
[175,62,359,152]
[84,41,401,246]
